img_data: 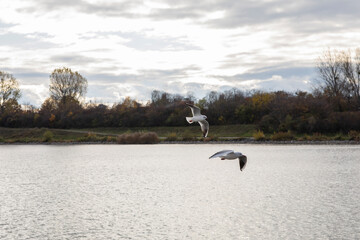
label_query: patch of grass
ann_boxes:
[72,124,257,138]
[181,130,197,141]
[0,127,88,142]
[333,133,346,140]
[271,131,295,141]
[77,132,107,142]
[166,132,178,141]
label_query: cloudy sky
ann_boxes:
[1,0,360,106]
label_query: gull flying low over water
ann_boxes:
[209,150,247,171]
[185,103,209,137]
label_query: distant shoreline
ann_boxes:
[1,139,360,145]
[2,126,360,145]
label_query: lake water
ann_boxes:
[0,144,359,240]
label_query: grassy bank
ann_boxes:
[1,125,360,143]
[0,125,254,143]
[75,124,255,138]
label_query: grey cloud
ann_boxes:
[151,0,360,36]
[16,71,49,81]
[84,65,203,102]
[149,6,203,20]
[212,64,316,92]
[2,67,49,84]
[20,0,360,35]
[0,32,55,49]
[220,51,289,69]
[86,73,136,84]
[86,65,201,84]
[212,65,314,83]
[82,31,202,52]
[50,54,116,67]
[20,0,143,17]
[138,65,200,80]
[0,20,16,29]
[234,66,315,80]
[121,33,201,51]
[21,1,360,28]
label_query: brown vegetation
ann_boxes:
[271,131,295,141]
[116,132,159,144]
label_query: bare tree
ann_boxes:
[316,48,349,111]
[339,49,360,108]
[316,48,346,98]
[49,67,87,104]
[0,71,21,113]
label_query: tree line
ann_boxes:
[1,49,360,134]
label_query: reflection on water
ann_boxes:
[0,144,359,239]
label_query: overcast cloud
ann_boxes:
[1,0,360,106]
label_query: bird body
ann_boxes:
[185,103,209,137]
[209,150,247,171]
[186,115,207,123]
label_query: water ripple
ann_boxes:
[0,144,359,239]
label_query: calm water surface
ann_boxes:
[0,144,359,240]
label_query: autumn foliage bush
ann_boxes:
[116,132,159,144]
[253,130,266,141]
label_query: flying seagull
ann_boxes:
[209,150,247,171]
[185,103,209,137]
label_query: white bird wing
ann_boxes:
[186,103,201,116]
[239,155,247,171]
[199,120,209,138]
[209,150,234,159]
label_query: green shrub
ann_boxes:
[253,130,266,141]
[77,132,102,142]
[0,136,4,142]
[333,133,345,140]
[42,130,54,142]
[271,131,294,141]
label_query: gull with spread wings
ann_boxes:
[209,150,248,171]
[185,103,209,137]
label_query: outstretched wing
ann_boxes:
[199,120,209,137]
[209,150,234,159]
[239,155,247,171]
[186,103,201,116]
